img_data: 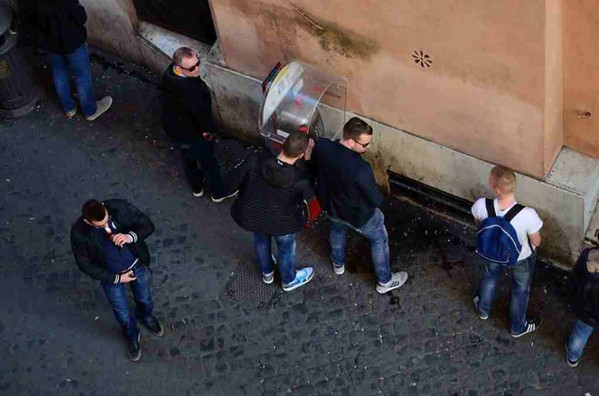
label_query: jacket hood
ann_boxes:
[259,156,297,188]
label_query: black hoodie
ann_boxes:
[571,248,599,329]
[22,0,87,54]
[231,151,314,235]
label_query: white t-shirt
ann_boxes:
[471,198,543,261]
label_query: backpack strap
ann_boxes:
[485,198,496,217]
[504,203,525,223]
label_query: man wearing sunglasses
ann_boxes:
[71,199,163,361]
[311,117,408,294]
[160,46,238,202]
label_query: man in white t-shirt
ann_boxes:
[472,165,543,338]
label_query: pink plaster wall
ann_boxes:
[563,0,599,158]
[210,0,564,178]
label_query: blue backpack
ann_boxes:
[476,199,525,266]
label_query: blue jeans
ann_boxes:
[476,254,536,333]
[254,232,296,284]
[49,43,97,117]
[179,138,226,197]
[101,264,153,341]
[329,208,392,284]
[567,319,594,361]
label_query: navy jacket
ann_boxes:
[572,248,599,329]
[311,138,383,228]
[71,200,155,284]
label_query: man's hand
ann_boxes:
[119,270,137,283]
[304,138,315,160]
[112,233,133,247]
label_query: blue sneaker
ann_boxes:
[282,267,314,292]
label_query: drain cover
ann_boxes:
[224,259,282,308]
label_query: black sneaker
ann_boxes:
[211,189,239,203]
[127,333,141,362]
[511,318,541,338]
[144,316,164,337]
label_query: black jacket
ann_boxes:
[71,199,155,284]
[572,248,599,329]
[231,151,314,235]
[160,63,214,142]
[22,0,87,54]
[311,138,383,228]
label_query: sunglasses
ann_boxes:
[354,139,371,148]
[180,59,200,72]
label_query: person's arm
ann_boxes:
[186,83,215,133]
[71,230,120,284]
[68,0,88,25]
[529,232,541,248]
[356,166,383,208]
[120,201,155,244]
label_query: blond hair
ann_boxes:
[490,165,516,194]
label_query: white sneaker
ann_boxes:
[85,96,113,121]
[376,271,408,294]
[333,262,345,275]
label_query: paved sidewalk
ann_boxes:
[0,49,597,396]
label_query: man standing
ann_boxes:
[311,117,408,294]
[71,199,163,361]
[161,46,238,202]
[231,132,315,291]
[22,0,112,120]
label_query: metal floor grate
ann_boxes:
[223,259,282,309]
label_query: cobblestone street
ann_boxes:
[0,49,597,396]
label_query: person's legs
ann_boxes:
[254,232,275,277]
[196,138,227,199]
[274,233,297,285]
[129,265,153,322]
[101,282,139,341]
[179,145,205,195]
[476,260,504,318]
[567,319,594,364]
[49,52,76,113]
[66,43,97,117]
[359,209,392,284]
[510,255,536,334]
[329,219,348,274]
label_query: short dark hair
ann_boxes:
[173,47,194,67]
[343,117,373,141]
[283,132,309,158]
[82,200,106,222]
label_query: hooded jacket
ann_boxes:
[231,151,314,235]
[22,0,87,54]
[572,248,599,329]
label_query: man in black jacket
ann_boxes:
[22,0,112,120]
[71,199,163,361]
[231,132,314,291]
[161,46,238,202]
[566,247,599,367]
[311,117,408,294]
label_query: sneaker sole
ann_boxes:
[510,328,537,338]
[282,272,314,292]
[211,191,239,203]
[333,266,345,275]
[192,191,204,197]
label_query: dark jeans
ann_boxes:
[567,319,594,361]
[101,264,153,341]
[49,43,97,117]
[178,138,226,197]
[476,253,536,333]
[329,208,392,284]
[254,232,296,284]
